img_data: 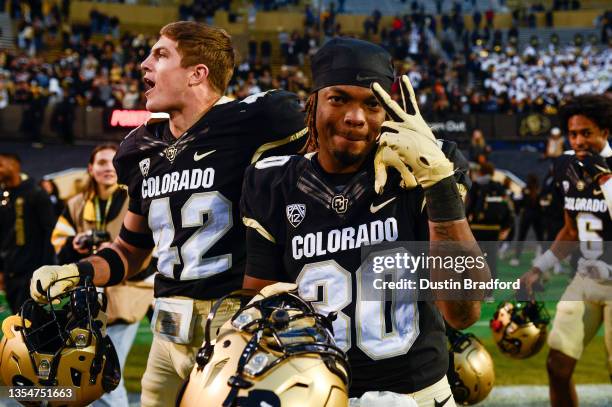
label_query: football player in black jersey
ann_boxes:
[240,38,489,406]
[29,22,306,406]
[521,94,612,407]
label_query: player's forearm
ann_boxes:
[429,218,491,284]
[437,299,481,330]
[81,238,151,286]
[429,219,489,329]
[549,225,578,261]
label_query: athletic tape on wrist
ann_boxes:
[532,249,559,272]
[424,176,466,222]
[95,247,126,286]
[76,261,95,285]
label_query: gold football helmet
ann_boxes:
[490,301,550,359]
[447,328,495,405]
[0,281,120,406]
[177,291,350,407]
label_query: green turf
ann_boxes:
[122,335,610,392]
[1,251,609,394]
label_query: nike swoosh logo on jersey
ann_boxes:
[370,197,396,214]
[434,395,452,407]
[194,150,216,161]
[593,188,603,196]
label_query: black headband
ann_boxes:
[311,37,395,93]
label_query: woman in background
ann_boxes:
[51,143,152,407]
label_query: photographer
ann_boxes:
[50,144,152,407]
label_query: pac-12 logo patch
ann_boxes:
[562,180,570,193]
[139,158,150,177]
[286,204,306,228]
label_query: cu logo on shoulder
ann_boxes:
[286,204,306,228]
[331,194,348,214]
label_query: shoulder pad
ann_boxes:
[241,155,304,242]
[246,155,305,193]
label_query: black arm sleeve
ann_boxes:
[245,228,288,282]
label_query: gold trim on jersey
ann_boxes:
[250,127,308,164]
[242,217,276,243]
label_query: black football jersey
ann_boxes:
[240,145,469,396]
[554,151,612,264]
[113,90,307,299]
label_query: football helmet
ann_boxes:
[0,280,120,406]
[447,328,495,405]
[490,301,550,359]
[177,290,350,407]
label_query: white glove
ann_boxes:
[248,282,298,305]
[30,264,81,303]
[372,75,454,192]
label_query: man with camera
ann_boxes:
[50,143,153,407]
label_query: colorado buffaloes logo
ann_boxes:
[331,194,348,214]
[139,158,150,177]
[164,146,178,163]
[286,204,306,228]
[562,180,570,193]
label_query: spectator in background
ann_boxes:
[50,83,76,144]
[485,8,495,27]
[539,164,565,274]
[498,176,518,259]
[122,82,140,109]
[0,76,8,109]
[304,4,316,28]
[0,152,55,313]
[473,9,482,29]
[50,144,153,407]
[469,128,491,163]
[39,178,65,221]
[21,83,48,144]
[466,162,514,300]
[510,173,545,266]
[544,127,565,160]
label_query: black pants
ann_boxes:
[5,275,31,314]
[515,211,545,258]
[545,218,564,244]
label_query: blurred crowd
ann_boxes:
[0,0,608,137]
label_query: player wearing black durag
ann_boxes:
[241,38,489,406]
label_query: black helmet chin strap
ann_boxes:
[196,290,256,370]
[222,331,261,407]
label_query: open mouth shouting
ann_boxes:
[143,77,156,97]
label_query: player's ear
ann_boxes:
[189,63,209,87]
